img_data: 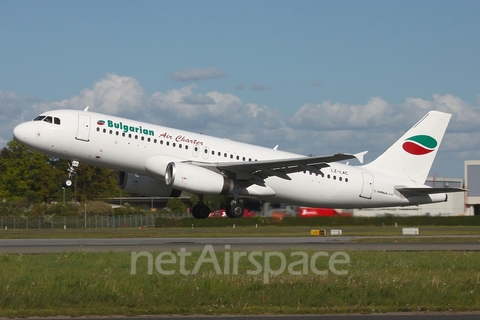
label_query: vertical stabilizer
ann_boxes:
[361,111,451,183]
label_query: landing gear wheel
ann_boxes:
[62,160,79,188]
[192,203,210,219]
[62,179,73,188]
[226,201,244,218]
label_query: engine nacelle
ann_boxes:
[165,162,234,195]
[144,155,183,179]
[118,172,182,197]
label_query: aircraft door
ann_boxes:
[360,172,374,199]
[76,114,91,142]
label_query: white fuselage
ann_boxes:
[13,109,444,208]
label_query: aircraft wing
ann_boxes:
[395,187,467,196]
[189,152,367,182]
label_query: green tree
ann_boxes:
[166,198,187,213]
[74,165,120,201]
[0,139,60,202]
[0,138,121,203]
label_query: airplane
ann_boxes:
[12,107,464,219]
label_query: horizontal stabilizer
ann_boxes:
[396,186,466,196]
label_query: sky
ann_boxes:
[1,0,479,179]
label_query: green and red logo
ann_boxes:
[402,135,437,155]
[97,120,105,125]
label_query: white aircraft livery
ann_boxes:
[13,108,464,218]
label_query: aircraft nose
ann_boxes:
[13,122,30,142]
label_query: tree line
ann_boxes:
[0,138,225,217]
[0,138,120,203]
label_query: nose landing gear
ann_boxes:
[62,160,79,188]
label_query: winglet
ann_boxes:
[354,151,368,164]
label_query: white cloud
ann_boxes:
[291,97,393,130]
[169,68,226,82]
[4,74,480,177]
[68,73,145,115]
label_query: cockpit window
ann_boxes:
[33,115,61,125]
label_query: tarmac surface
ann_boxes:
[0,236,479,253]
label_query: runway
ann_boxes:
[0,236,479,253]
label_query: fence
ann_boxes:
[0,213,190,230]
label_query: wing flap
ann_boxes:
[215,152,362,180]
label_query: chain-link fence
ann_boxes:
[0,213,191,229]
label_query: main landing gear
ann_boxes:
[62,160,79,188]
[191,196,245,219]
[226,200,244,218]
[191,195,210,219]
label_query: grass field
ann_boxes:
[0,225,479,239]
[0,250,479,316]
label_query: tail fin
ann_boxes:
[362,111,451,183]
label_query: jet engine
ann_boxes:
[164,162,234,195]
[118,172,182,197]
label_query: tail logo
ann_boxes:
[402,135,437,155]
